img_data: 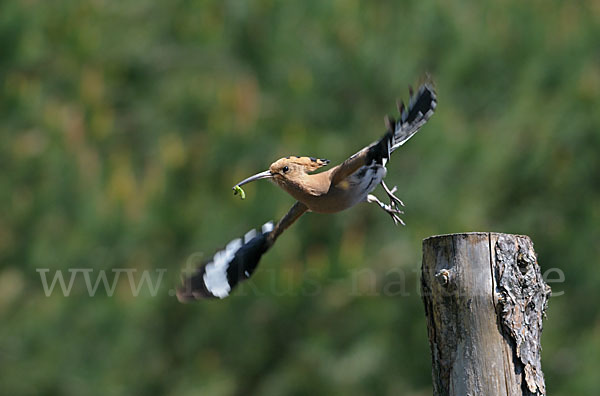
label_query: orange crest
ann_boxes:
[270,156,330,174]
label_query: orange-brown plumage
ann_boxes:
[178,81,437,301]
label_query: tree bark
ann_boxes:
[421,232,551,396]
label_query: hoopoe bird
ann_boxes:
[177,80,437,301]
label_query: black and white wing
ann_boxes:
[331,80,437,186]
[176,222,274,301]
[389,81,437,152]
[177,201,308,301]
[367,81,437,167]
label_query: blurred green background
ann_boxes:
[1,0,599,395]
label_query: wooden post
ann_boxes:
[421,233,551,396]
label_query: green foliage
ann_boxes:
[1,0,599,395]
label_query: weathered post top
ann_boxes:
[421,232,551,396]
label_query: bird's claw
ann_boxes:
[367,193,405,226]
[384,205,405,226]
[381,181,405,209]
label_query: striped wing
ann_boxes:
[176,222,274,301]
[366,81,437,167]
[177,202,308,301]
[331,81,437,186]
[390,81,437,152]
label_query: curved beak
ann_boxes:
[232,170,272,189]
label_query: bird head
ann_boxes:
[233,156,330,190]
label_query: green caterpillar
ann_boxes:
[233,185,246,200]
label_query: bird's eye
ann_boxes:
[282,166,289,173]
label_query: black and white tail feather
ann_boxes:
[177,221,274,301]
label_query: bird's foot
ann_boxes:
[367,194,405,226]
[381,181,405,210]
[386,207,406,226]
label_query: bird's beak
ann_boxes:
[233,170,272,189]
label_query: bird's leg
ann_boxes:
[367,194,405,226]
[381,180,405,209]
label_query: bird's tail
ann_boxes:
[176,222,274,301]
